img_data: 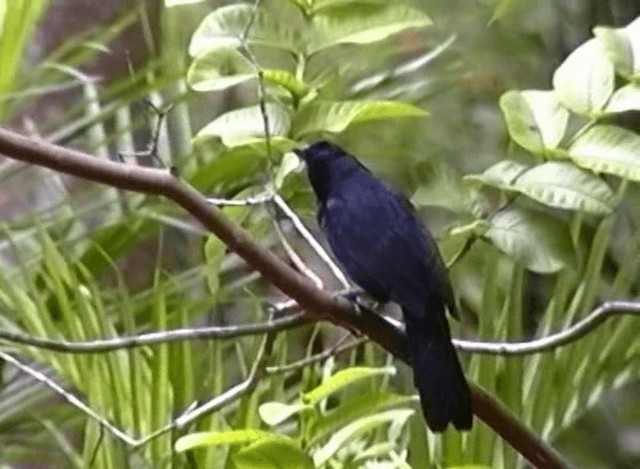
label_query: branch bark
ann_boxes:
[0,128,567,468]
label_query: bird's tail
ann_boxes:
[403,308,472,432]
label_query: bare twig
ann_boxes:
[266,336,367,374]
[0,351,139,446]
[273,218,324,288]
[455,300,640,355]
[207,192,273,206]
[273,194,351,289]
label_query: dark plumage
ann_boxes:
[295,141,472,432]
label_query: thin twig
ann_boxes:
[238,0,273,170]
[207,192,273,206]
[273,194,351,289]
[455,300,640,355]
[0,351,139,446]
[273,218,324,288]
[3,300,638,357]
[0,313,309,353]
[266,336,367,374]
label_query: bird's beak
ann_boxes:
[292,148,306,160]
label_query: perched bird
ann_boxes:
[295,141,472,432]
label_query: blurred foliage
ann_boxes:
[0,0,639,467]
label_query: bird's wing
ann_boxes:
[320,179,451,319]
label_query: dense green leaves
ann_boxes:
[312,409,414,466]
[188,2,431,58]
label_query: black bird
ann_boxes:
[295,141,472,432]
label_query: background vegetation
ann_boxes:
[0,0,639,467]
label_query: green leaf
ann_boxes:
[568,125,640,182]
[605,84,640,113]
[293,100,427,137]
[308,392,418,446]
[234,438,313,469]
[302,366,396,405]
[552,39,614,115]
[187,47,254,92]
[510,162,615,215]
[464,160,530,188]
[187,48,309,97]
[196,103,291,147]
[485,207,573,273]
[489,0,520,23]
[258,401,312,426]
[204,235,225,293]
[313,409,414,466]
[499,90,569,153]
[274,151,300,189]
[594,17,640,79]
[165,0,205,7]
[307,4,431,55]
[263,69,310,98]
[175,429,293,452]
[188,4,299,56]
[411,159,471,213]
[310,0,387,14]
[466,160,614,214]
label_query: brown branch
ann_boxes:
[0,128,567,468]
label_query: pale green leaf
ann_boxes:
[310,0,386,14]
[307,4,431,55]
[552,39,614,115]
[262,69,310,97]
[258,401,312,426]
[187,47,254,92]
[485,207,573,273]
[464,160,530,188]
[500,90,569,153]
[293,100,427,137]
[188,4,299,56]
[204,235,225,293]
[308,392,418,446]
[188,49,309,97]
[568,125,640,181]
[196,103,291,147]
[511,162,615,215]
[274,151,300,189]
[303,366,396,405]
[594,17,640,78]
[175,429,293,452]
[605,84,640,113]
[313,409,414,466]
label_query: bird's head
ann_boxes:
[293,141,355,199]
